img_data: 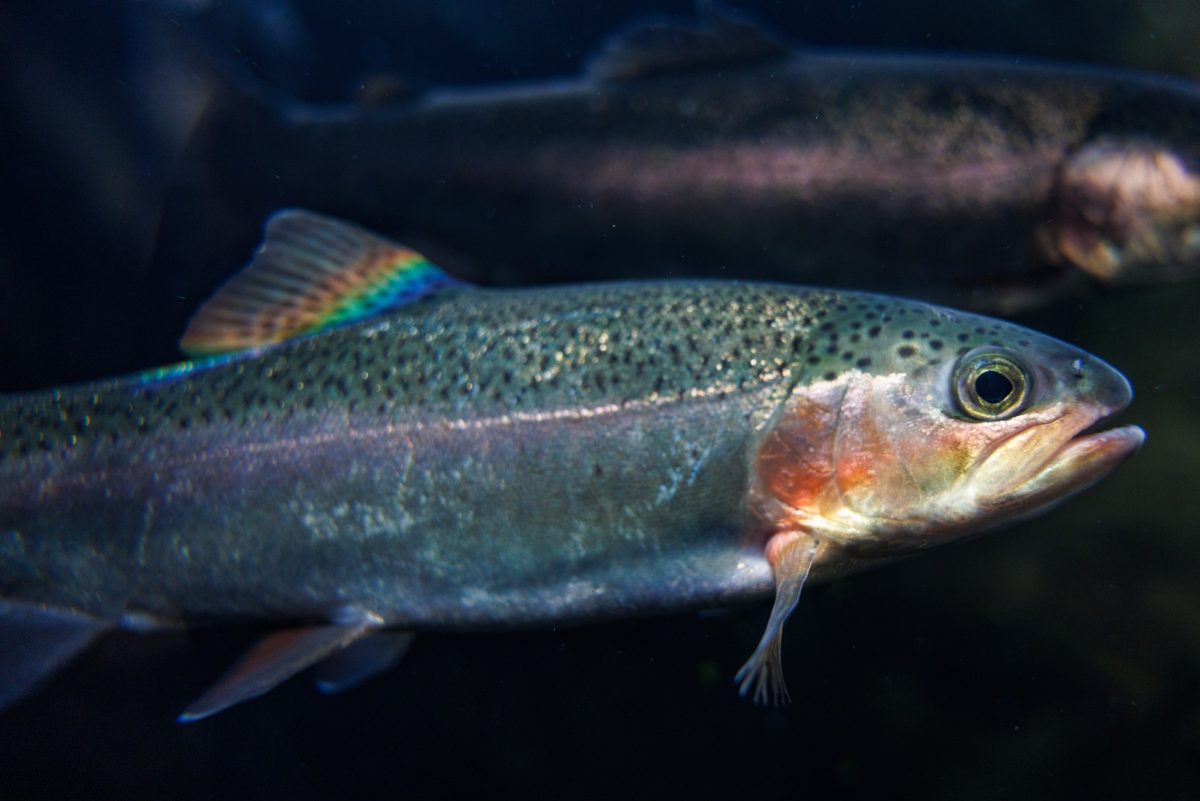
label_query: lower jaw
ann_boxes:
[981,423,1145,514]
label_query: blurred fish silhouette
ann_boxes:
[157,4,1200,313]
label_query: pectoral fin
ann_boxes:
[315,631,414,694]
[735,533,824,705]
[0,601,107,713]
[179,623,374,722]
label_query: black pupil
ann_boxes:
[975,370,1014,404]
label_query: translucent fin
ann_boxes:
[314,631,414,694]
[734,535,821,705]
[0,601,106,713]
[178,623,372,722]
[588,2,789,82]
[179,209,465,356]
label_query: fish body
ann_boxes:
[1,211,1143,717]
[3,282,791,626]
[164,10,1200,313]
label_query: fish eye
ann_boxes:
[952,348,1030,421]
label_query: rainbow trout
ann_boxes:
[0,211,1143,720]
[163,8,1200,312]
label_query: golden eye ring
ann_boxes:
[953,348,1030,421]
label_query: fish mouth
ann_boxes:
[1030,421,1145,495]
[977,412,1145,517]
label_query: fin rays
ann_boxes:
[734,535,821,705]
[179,209,463,357]
[179,623,372,722]
[178,624,416,722]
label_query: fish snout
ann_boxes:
[1072,352,1133,418]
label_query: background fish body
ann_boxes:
[168,46,1200,316]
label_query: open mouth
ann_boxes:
[969,402,1145,515]
[1039,422,1145,489]
[996,415,1145,515]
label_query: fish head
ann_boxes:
[756,303,1144,554]
[1043,136,1200,283]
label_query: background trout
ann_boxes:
[0,211,1143,719]
[156,7,1200,320]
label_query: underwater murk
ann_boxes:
[0,2,1198,800]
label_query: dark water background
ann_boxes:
[1,1,1198,799]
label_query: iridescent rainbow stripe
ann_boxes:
[318,253,460,328]
[179,210,463,357]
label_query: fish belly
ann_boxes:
[0,390,774,628]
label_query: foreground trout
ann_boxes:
[0,211,1143,719]
[165,8,1200,311]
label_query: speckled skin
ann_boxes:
[174,50,1200,306]
[0,282,1109,628]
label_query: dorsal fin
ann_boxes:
[180,210,464,357]
[588,2,790,82]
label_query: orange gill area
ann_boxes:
[754,374,980,540]
[755,378,908,526]
[755,382,843,519]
